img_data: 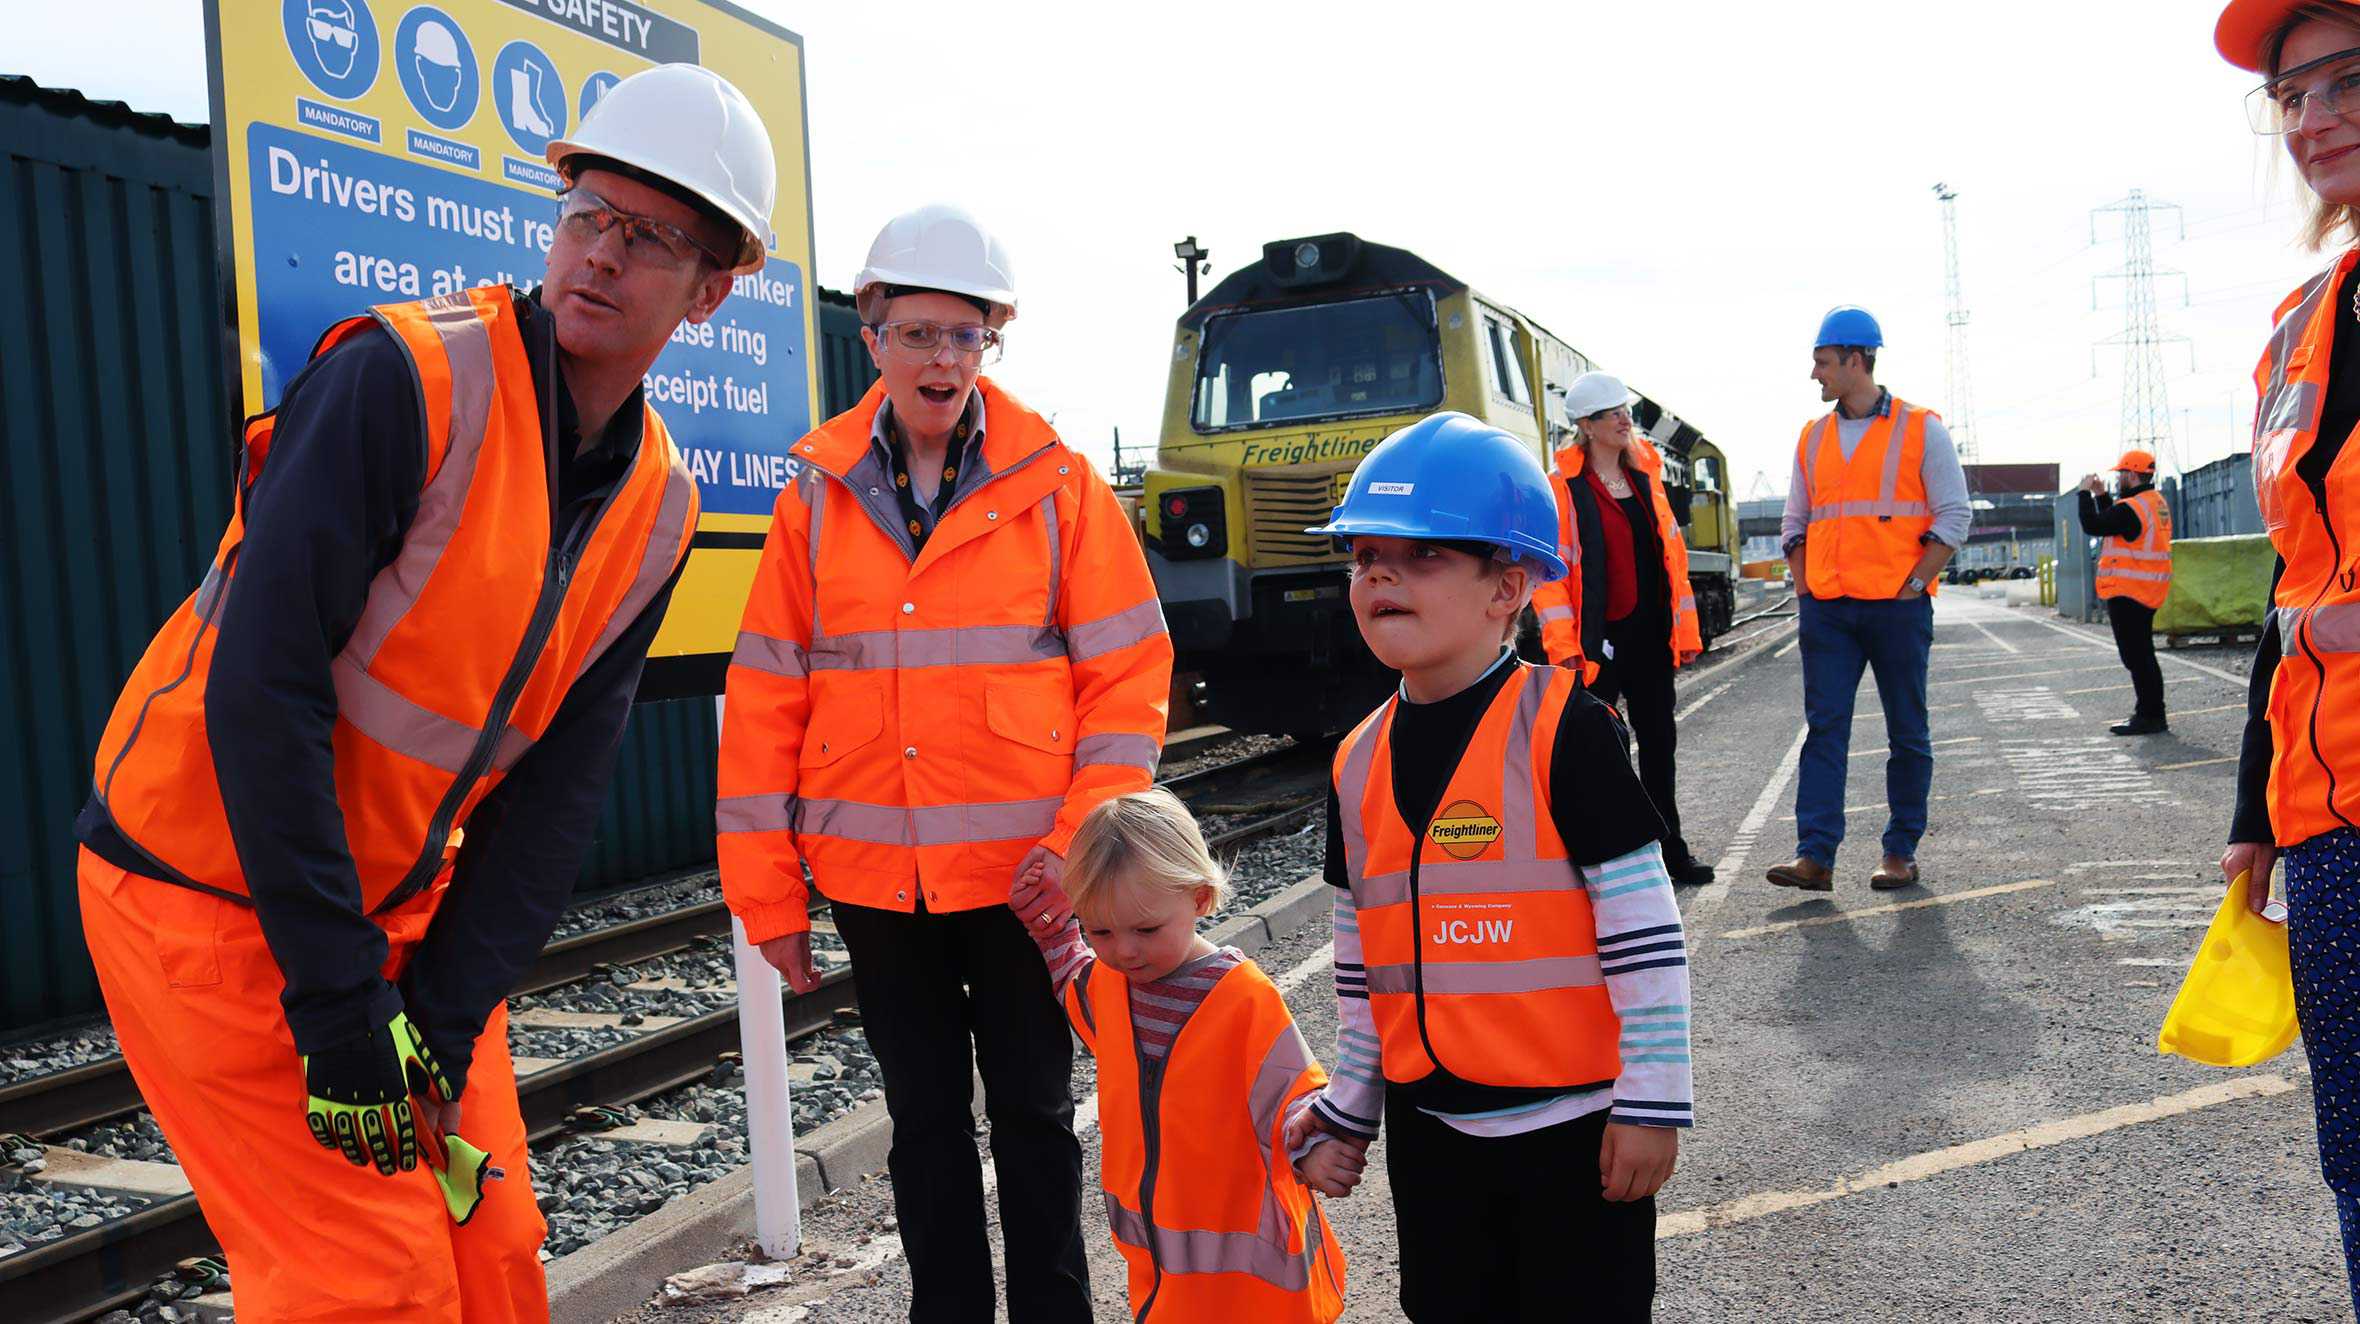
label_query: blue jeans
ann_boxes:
[1793,594,1934,866]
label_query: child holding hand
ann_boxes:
[1010,788,1350,1321]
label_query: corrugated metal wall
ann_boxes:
[0,78,874,1033]
[2167,455,2264,540]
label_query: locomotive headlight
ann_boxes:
[1186,522,1212,549]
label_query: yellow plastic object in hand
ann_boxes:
[2156,871,2298,1068]
[423,1130,504,1226]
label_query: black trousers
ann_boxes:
[1589,615,1688,861]
[1387,1098,1657,1322]
[2106,597,2167,719]
[828,896,1091,1323]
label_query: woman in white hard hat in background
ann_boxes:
[2219,0,2360,1306]
[717,204,1172,1320]
[1531,372,1714,885]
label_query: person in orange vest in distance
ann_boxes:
[2216,1,2360,1306]
[1532,371,1713,885]
[72,64,774,1322]
[2079,449,2175,736]
[1767,307,1971,894]
[718,204,1171,1321]
[1006,788,1350,1321]
[1284,412,1691,1323]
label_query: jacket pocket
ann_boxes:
[985,682,1077,757]
[800,687,884,771]
[155,882,226,989]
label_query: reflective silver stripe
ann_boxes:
[2260,268,2338,443]
[808,624,1067,670]
[732,630,809,678]
[1335,706,1388,886]
[342,297,499,670]
[1364,955,1604,995]
[2280,605,2308,648]
[1799,416,1834,495]
[2103,550,2173,564]
[576,455,697,683]
[804,467,827,638]
[332,654,527,775]
[1676,593,1697,613]
[1040,493,1060,629]
[796,795,1064,846]
[1073,731,1161,773]
[1353,859,1580,909]
[1501,669,1547,862]
[1809,499,1931,522]
[195,561,225,615]
[1878,405,1912,505]
[1248,1021,1314,1143]
[1067,598,1167,661]
[1536,603,1574,623]
[1103,1198,1315,1291]
[2305,603,2360,653]
[716,793,796,833]
[2100,568,2173,582]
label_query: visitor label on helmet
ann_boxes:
[1368,481,1415,495]
[1427,800,1502,859]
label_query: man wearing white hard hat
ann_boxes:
[73,64,773,1322]
[720,204,1171,1321]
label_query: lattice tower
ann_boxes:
[2091,190,2192,476]
[1933,184,1978,470]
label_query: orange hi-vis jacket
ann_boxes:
[2095,487,2174,610]
[1530,439,1701,676]
[1332,662,1620,1102]
[1064,957,1346,1321]
[2251,248,2360,847]
[1793,397,1941,600]
[718,379,1173,941]
[89,287,697,912]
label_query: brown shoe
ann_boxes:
[1870,855,1920,890]
[1766,856,1834,892]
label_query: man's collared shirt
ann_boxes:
[867,389,987,555]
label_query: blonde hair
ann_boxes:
[1062,788,1232,924]
[2271,4,2360,249]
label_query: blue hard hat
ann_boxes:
[1815,305,1883,349]
[1308,412,1569,582]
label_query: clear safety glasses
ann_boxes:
[1581,405,1631,424]
[2247,45,2360,134]
[872,319,1005,366]
[556,188,725,271]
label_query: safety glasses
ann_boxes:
[1581,405,1631,424]
[556,188,725,271]
[2248,45,2360,134]
[872,319,1005,366]
[307,14,357,46]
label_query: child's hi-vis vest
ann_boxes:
[1333,663,1620,1105]
[1064,958,1346,1322]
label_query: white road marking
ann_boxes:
[1779,788,2006,822]
[1774,637,1801,659]
[2026,615,2252,687]
[1276,943,1337,995]
[2058,675,2198,697]
[2171,702,2247,718]
[2066,859,2194,873]
[2117,957,2180,967]
[1656,1075,2296,1240]
[1675,680,1735,723]
[2000,736,2160,811]
[2157,755,2237,771]
[1971,619,2022,654]
[1931,663,2122,688]
[1719,878,2057,940]
[1850,736,1981,759]
[1973,685,2081,723]
[1688,724,1810,925]
[2053,891,2217,940]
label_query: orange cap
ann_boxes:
[2115,449,2158,475]
[2217,0,2360,73]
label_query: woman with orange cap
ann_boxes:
[2217,1,2360,1302]
[2075,448,2173,736]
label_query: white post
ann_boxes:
[719,695,801,1258]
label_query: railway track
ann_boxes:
[0,730,1323,1322]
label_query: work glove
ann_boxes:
[423,1129,505,1225]
[302,1011,453,1175]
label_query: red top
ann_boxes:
[1585,468,1640,622]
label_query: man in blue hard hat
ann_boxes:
[1768,307,1971,892]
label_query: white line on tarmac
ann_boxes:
[1275,943,1337,995]
[2058,675,2199,696]
[2025,615,2251,687]
[2066,859,2195,873]
[1780,787,2005,822]
[1850,735,1980,759]
[2171,702,2246,718]
[1675,680,1735,723]
[1718,878,2057,939]
[2157,755,2236,771]
[1655,1075,2296,1240]
[1774,637,1801,659]
[1929,663,2122,687]
[1688,725,1809,925]
[1971,619,2022,654]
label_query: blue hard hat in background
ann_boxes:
[1815,305,1883,349]
[1308,411,1569,582]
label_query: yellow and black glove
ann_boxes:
[301,1011,452,1175]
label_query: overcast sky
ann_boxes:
[12,0,2317,495]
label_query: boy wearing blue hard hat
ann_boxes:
[1285,412,1693,1321]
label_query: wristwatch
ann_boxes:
[1903,575,1928,595]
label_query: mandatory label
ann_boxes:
[1427,799,1502,860]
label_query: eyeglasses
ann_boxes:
[1581,405,1631,424]
[2248,45,2360,134]
[307,16,357,46]
[871,319,1005,365]
[556,188,725,270]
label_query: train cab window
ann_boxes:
[1191,291,1442,432]
[1482,313,1530,407]
[1693,455,1724,493]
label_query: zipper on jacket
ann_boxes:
[2294,481,2360,833]
[1130,983,1208,1324]
[816,441,1057,567]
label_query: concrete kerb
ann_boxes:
[545,870,1333,1322]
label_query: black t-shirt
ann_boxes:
[1323,652,1667,888]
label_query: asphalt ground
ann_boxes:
[619,591,2349,1322]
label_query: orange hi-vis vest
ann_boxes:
[2095,487,2174,610]
[1332,663,1619,1103]
[1794,397,1940,600]
[2251,248,2360,847]
[1531,439,1702,676]
[1064,957,1346,1322]
[89,287,698,911]
[718,378,1173,942]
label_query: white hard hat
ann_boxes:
[855,204,1017,321]
[414,19,460,67]
[1562,371,1634,420]
[544,64,776,270]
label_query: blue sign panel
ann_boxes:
[281,0,381,100]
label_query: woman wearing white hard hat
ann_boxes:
[718,205,1171,1319]
[2220,1,2360,1304]
[1530,372,1713,885]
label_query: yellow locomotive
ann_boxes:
[1141,233,1734,737]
